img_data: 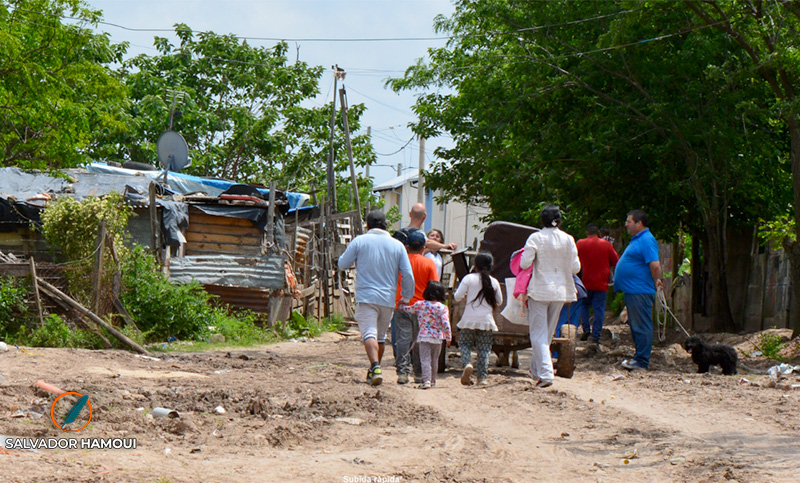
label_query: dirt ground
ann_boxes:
[2,318,800,483]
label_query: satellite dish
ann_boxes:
[157,131,190,172]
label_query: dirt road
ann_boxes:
[1,322,799,483]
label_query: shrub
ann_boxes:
[120,246,214,342]
[0,276,32,338]
[40,193,132,306]
[757,331,788,362]
[14,314,103,348]
[274,312,345,339]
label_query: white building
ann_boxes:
[373,172,491,250]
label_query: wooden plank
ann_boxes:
[188,210,257,228]
[0,263,33,276]
[185,231,262,245]
[37,279,150,355]
[185,242,262,255]
[29,258,45,325]
[186,223,262,236]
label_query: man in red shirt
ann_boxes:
[576,224,619,343]
[393,230,439,384]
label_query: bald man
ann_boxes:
[394,203,457,253]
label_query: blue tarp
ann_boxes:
[87,163,310,211]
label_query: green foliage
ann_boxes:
[385,205,402,227]
[758,214,796,251]
[0,0,129,169]
[40,193,132,305]
[756,332,789,363]
[609,292,626,317]
[14,314,102,348]
[120,246,213,342]
[274,312,345,339]
[0,276,29,320]
[208,310,273,345]
[108,25,375,192]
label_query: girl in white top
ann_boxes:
[424,228,445,278]
[519,205,580,389]
[454,251,502,386]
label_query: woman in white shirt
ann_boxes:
[454,251,502,386]
[519,205,581,389]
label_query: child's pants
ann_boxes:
[459,329,493,378]
[418,341,442,383]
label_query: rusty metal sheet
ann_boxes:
[203,284,272,313]
[168,255,285,290]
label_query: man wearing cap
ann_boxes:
[393,230,440,384]
[338,210,414,386]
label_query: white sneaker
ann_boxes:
[461,363,474,386]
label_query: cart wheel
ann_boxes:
[495,350,509,367]
[552,338,575,378]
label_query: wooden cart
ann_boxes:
[451,221,576,379]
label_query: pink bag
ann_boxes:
[509,248,532,299]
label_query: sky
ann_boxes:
[86,0,456,187]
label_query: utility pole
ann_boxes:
[339,85,363,234]
[397,163,402,177]
[327,65,346,213]
[365,127,371,213]
[417,135,426,203]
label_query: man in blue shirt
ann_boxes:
[338,210,414,385]
[614,210,663,370]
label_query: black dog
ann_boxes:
[683,335,738,375]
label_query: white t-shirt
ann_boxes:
[424,251,443,279]
[454,273,502,331]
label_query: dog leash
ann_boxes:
[655,287,691,342]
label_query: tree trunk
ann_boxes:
[705,226,737,332]
[788,117,800,336]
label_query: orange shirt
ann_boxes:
[395,253,439,307]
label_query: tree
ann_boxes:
[680,0,800,335]
[0,0,128,170]
[111,25,376,201]
[389,0,790,331]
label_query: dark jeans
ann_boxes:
[391,310,421,376]
[581,289,608,340]
[624,293,655,368]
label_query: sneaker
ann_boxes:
[621,359,646,371]
[414,376,423,384]
[535,379,553,389]
[397,374,410,385]
[592,338,601,345]
[419,381,431,390]
[460,363,474,386]
[580,332,591,341]
[476,377,488,386]
[369,366,383,386]
[431,381,436,388]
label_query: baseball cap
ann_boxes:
[407,230,427,249]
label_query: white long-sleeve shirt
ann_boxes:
[519,227,581,302]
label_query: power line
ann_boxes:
[10,6,636,45]
[374,136,416,156]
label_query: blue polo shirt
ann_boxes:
[614,228,659,294]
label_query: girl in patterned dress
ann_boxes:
[403,281,452,389]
